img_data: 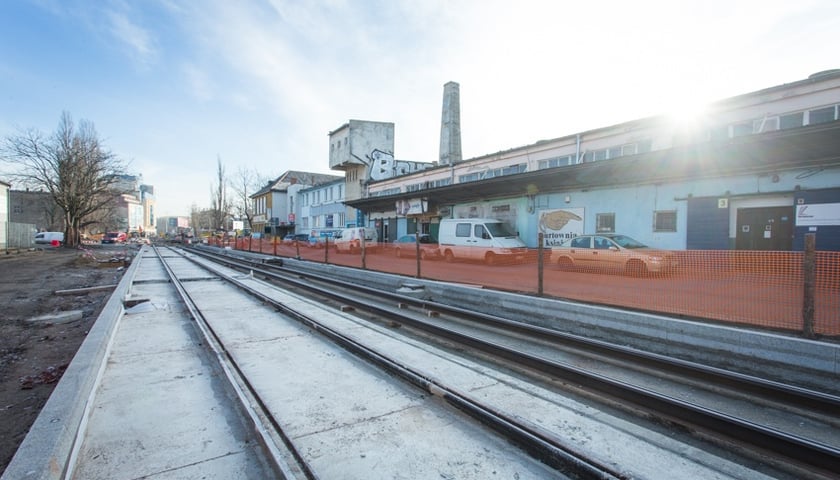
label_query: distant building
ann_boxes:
[250,170,343,237]
[0,179,9,249]
[298,178,346,232]
[328,119,435,229]
[9,189,63,232]
[112,175,155,235]
[140,184,156,237]
[156,216,191,237]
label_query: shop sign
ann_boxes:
[795,203,840,226]
[538,208,584,246]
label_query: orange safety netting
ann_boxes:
[210,236,839,338]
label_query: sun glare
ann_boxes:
[667,101,709,128]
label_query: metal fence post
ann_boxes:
[415,233,421,279]
[802,233,816,338]
[538,233,544,296]
[361,234,367,270]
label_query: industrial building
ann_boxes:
[333,71,840,251]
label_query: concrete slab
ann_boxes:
[68,277,273,479]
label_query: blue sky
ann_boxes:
[1,0,838,217]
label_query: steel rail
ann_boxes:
[152,245,319,480]
[186,245,840,477]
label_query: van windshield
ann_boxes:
[485,222,516,238]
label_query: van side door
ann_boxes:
[453,222,475,259]
[471,224,494,259]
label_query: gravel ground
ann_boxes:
[0,244,136,474]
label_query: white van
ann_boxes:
[333,227,379,254]
[34,231,64,246]
[438,218,527,265]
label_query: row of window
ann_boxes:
[301,184,344,206]
[717,103,839,140]
[298,212,346,230]
[596,210,677,233]
[537,139,655,170]
[458,163,527,183]
[405,177,453,193]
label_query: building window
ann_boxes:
[596,213,615,233]
[636,139,652,154]
[780,112,804,130]
[753,117,779,133]
[731,122,752,137]
[808,106,837,125]
[653,210,677,232]
[592,149,607,161]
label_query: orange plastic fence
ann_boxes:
[208,236,839,338]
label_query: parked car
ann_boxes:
[333,227,379,254]
[393,234,441,259]
[550,234,677,276]
[34,231,64,246]
[283,233,309,245]
[101,232,127,244]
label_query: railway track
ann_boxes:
[179,244,840,479]
[24,243,830,479]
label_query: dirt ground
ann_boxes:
[0,245,136,474]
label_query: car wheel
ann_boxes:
[625,259,648,277]
[444,250,455,263]
[484,252,497,266]
[556,257,574,270]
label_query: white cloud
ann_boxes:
[106,8,157,66]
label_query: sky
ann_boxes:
[1,0,838,217]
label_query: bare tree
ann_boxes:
[1,112,130,247]
[230,166,268,233]
[210,156,228,231]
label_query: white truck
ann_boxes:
[34,231,64,246]
[333,227,379,254]
[437,218,527,265]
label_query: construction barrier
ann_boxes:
[209,235,839,338]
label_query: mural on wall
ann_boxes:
[353,149,434,182]
[539,208,584,246]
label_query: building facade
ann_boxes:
[251,171,343,238]
[328,120,435,231]
[0,180,9,249]
[298,178,346,232]
[343,71,840,251]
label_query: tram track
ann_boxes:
[179,244,840,479]
[154,245,318,479]
[155,245,622,479]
